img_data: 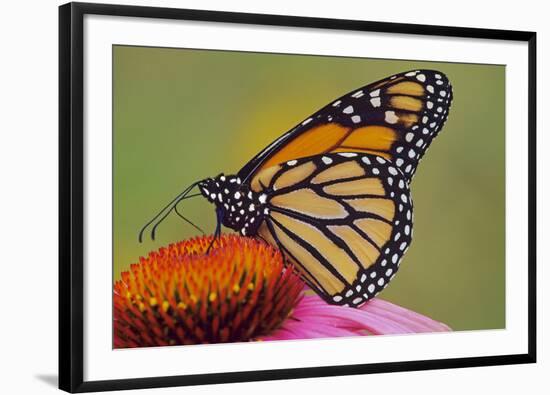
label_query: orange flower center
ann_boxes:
[114,234,304,347]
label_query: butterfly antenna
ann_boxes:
[138,181,201,242]
[149,189,200,241]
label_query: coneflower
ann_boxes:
[114,234,450,348]
[114,235,303,347]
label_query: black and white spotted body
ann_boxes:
[199,152,414,307]
[199,175,268,236]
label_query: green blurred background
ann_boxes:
[113,45,505,331]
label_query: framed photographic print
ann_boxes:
[59,2,537,393]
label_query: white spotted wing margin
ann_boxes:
[238,69,453,185]
[255,152,414,307]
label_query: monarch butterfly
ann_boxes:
[140,69,453,307]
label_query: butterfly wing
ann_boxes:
[239,69,452,186]
[255,152,413,306]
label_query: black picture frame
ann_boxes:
[59,2,537,393]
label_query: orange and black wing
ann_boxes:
[238,69,452,185]
[254,152,413,306]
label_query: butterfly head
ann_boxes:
[198,174,241,204]
[199,174,267,236]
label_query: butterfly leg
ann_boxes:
[206,207,223,254]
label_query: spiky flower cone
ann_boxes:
[114,235,304,347]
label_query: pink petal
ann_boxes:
[361,299,452,332]
[294,302,414,334]
[263,320,359,341]
[261,293,451,341]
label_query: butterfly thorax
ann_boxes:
[198,174,268,236]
